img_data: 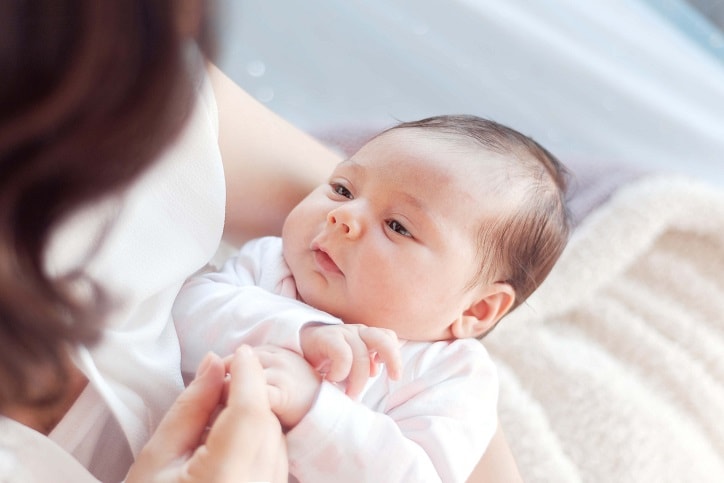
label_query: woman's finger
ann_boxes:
[153,352,225,456]
[126,352,226,480]
[226,345,272,410]
[189,345,287,482]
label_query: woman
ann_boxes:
[0,1,521,480]
[1,1,329,480]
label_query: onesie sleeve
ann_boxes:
[172,237,342,374]
[285,340,498,483]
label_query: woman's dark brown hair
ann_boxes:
[0,1,211,409]
[387,115,571,317]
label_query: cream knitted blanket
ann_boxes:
[484,175,724,482]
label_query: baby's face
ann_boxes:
[282,129,504,341]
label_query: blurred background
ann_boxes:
[215,0,724,188]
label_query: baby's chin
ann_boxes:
[298,291,366,325]
[297,288,340,316]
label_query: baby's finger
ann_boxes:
[226,345,271,410]
[359,327,402,380]
[342,334,374,398]
[314,337,353,382]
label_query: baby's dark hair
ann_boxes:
[385,115,571,316]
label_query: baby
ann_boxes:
[173,115,570,482]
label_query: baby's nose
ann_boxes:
[327,209,361,239]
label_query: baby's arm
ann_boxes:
[174,277,340,373]
[175,237,403,391]
[286,341,498,483]
[173,238,342,374]
[249,329,402,431]
[247,326,403,431]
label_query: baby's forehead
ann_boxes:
[386,133,523,200]
[380,128,516,166]
[348,127,536,195]
[377,126,477,147]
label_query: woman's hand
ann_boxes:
[126,346,287,483]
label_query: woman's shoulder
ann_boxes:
[0,416,100,482]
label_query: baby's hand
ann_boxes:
[300,324,402,398]
[253,345,321,431]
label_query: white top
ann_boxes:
[174,236,499,482]
[0,70,225,482]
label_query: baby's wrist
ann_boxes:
[279,379,323,431]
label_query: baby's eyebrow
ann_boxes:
[338,158,360,168]
[333,159,364,178]
[397,190,425,211]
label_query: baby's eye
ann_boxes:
[331,183,353,199]
[387,219,412,237]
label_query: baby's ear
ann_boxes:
[451,283,515,339]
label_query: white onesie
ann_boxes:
[174,236,499,482]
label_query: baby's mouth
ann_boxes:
[313,248,342,274]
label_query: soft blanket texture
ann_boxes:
[484,175,724,482]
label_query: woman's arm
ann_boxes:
[466,422,523,483]
[207,64,342,244]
